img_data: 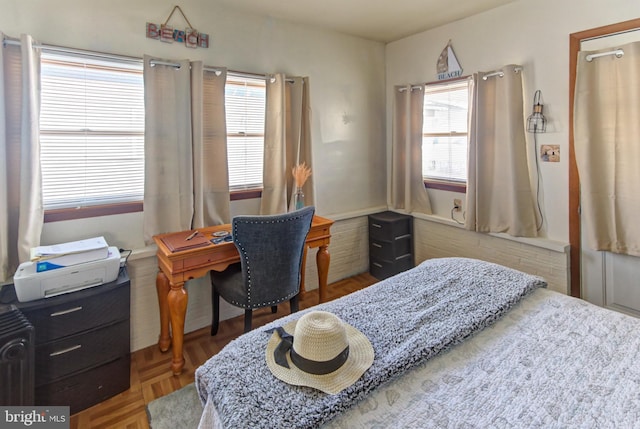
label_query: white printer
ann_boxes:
[13,245,121,302]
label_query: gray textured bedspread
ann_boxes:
[195,257,546,429]
[324,287,640,428]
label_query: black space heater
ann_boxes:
[0,304,34,406]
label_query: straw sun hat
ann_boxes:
[265,311,374,394]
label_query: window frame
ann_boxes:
[40,51,146,222]
[422,76,471,194]
[225,73,266,193]
[40,53,267,222]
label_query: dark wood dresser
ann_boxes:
[368,211,414,280]
[9,269,130,414]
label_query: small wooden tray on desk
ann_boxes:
[160,230,211,252]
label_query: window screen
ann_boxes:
[40,52,145,210]
[422,78,470,182]
[40,53,268,208]
[225,74,265,190]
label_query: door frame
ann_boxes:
[568,18,640,297]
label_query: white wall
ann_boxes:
[386,0,640,243]
[0,0,386,350]
[0,0,387,250]
[6,0,639,350]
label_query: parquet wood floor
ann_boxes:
[69,272,378,428]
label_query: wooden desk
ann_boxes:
[153,215,333,375]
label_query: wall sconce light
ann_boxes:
[527,90,547,133]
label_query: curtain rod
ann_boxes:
[585,49,624,62]
[3,37,142,64]
[482,66,522,81]
[148,58,295,83]
[148,58,223,75]
[3,37,293,82]
[397,85,423,92]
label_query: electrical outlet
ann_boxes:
[541,145,560,162]
[453,199,462,212]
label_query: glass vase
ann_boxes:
[293,187,305,210]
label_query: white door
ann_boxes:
[580,32,640,318]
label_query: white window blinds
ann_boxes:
[225,74,265,190]
[422,79,469,182]
[40,52,145,210]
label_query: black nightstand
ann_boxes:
[368,211,414,280]
[6,268,130,414]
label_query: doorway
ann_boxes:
[569,18,640,316]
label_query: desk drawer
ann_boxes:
[35,320,130,385]
[181,246,238,270]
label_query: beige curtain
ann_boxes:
[191,64,230,227]
[465,65,538,236]
[261,74,313,214]
[0,34,43,281]
[143,56,194,243]
[574,41,640,256]
[390,85,432,214]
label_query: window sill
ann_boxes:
[230,189,262,201]
[44,202,143,223]
[44,189,264,222]
[424,180,466,193]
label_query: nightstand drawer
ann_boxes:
[12,270,131,414]
[35,320,130,385]
[21,283,129,345]
[368,212,412,241]
[370,237,412,260]
[36,355,130,415]
[370,254,413,280]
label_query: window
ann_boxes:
[40,49,266,215]
[422,78,470,184]
[225,74,266,191]
[40,52,145,211]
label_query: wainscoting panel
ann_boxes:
[413,217,570,294]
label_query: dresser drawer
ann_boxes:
[368,212,412,241]
[370,236,412,260]
[21,283,129,345]
[370,254,414,280]
[35,320,130,385]
[36,355,130,415]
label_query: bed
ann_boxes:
[195,257,640,428]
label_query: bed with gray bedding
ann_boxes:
[195,257,640,428]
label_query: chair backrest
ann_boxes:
[231,206,315,308]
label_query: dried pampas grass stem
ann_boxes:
[292,162,312,188]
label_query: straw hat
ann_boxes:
[265,311,374,394]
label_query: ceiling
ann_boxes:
[215,0,517,43]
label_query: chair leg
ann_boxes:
[243,309,252,333]
[211,288,220,336]
[290,295,299,314]
[271,305,277,314]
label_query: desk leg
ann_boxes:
[168,281,188,375]
[317,244,330,303]
[299,247,308,294]
[156,271,171,352]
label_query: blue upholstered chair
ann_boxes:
[210,206,315,335]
